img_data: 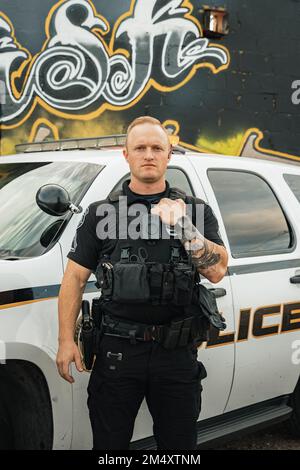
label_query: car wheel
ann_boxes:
[288,377,300,437]
[0,395,14,449]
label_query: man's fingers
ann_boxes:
[74,349,84,372]
[175,198,186,208]
[150,205,160,215]
[56,342,84,382]
[61,360,74,383]
[56,357,74,383]
[158,198,171,205]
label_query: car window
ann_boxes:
[283,174,300,203]
[111,167,195,195]
[0,162,104,259]
[207,169,293,258]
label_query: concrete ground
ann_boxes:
[216,421,300,450]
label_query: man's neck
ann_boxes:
[128,178,166,195]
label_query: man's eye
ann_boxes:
[153,146,163,151]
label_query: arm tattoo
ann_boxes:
[174,215,221,269]
[185,239,221,269]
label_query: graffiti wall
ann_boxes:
[0,0,300,163]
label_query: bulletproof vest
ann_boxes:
[95,186,199,306]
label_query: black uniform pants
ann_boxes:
[87,334,207,450]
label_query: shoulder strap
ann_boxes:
[168,186,186,201]
[169,187,203,225]
[185,194,206,226]
[108,188,124,203]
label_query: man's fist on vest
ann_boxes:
[151,198,186,226]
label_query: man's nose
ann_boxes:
[144,147,154,159]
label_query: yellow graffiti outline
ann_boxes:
[179,127,300,163]
[179,139,225,154]
[28,117,59,143]
[0,12,30,102]
[238,127,300,163]
[163,118,222,153]
[162,119,180,135]
[1,0,230,130]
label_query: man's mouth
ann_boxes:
[142,164,156,167]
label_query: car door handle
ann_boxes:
[208,287,227,298]
[290,275,300,284]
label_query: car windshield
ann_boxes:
[0,161,103,259]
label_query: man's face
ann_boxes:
[123,123,171,183]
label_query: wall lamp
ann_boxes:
[200,6,229,39]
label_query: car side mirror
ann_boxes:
[36,184,82,216]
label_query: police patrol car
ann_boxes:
[0,135,300,450]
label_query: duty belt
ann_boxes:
[100,313,196,349]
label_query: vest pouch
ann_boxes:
[161,266,174,304]
[172,264,194,305]
[112,262,150,303]
[149,263,164,305]
[95,262,113,299]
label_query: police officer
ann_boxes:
[56,116,228,450]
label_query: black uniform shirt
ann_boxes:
[67,179,225,324]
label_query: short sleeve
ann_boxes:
[67,203,102,271]
[203,203,225,246]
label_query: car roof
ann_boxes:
[1,149,300,175]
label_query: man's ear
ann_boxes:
[123,147,128,161]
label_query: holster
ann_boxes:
[81,326,96,370]
[197,284,226,330]
[80,297,106,369]
[183,284,227,343]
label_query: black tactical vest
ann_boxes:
[95,186,200,307]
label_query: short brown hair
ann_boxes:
[125,116,170,148]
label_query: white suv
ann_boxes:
[0,137,300,449]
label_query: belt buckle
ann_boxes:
[144,326,157,341]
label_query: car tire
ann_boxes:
[288,377,300,437]
[0,394,14,449]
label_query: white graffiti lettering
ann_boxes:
[0,0,229,125]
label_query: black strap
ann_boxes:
[108,189,123,202]
[170,246,181,262]
[120,247,130,262]
[168,187,186,201]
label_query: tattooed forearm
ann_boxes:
[184,238,221,269]
[174,215,221,269]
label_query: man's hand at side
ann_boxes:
[56,259,92,383]
[56,339,83,384]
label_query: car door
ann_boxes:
[202,165,300,412]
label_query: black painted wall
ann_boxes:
[0,0,299,162]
